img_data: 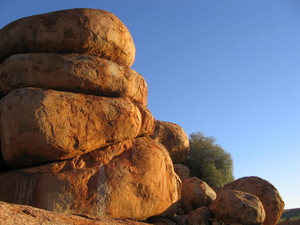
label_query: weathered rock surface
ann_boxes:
[224,176,285,225]
[0,201,149,225]
[0,53,147,105]
[0,8,135,66]
[209,189,266,225]
[0,88,155,167]
[187,207,210,225]
[181,177,216,213]
[0,137,179,220]
[151,121,189,163]
[174,164,190,182]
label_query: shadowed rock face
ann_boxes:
[173,164,190,182]
[0,8,136,66]
[0,88,155,167]
[0,137,179,221]
[224,176,285,225]
[0,53,147,105]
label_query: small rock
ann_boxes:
[181,177,216,213]
[151,121,189,163]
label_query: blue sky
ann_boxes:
[1,0,299,209]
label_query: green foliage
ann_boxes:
[279,208,300,223]
[186,132,234,187]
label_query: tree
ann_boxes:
[186,132,234,187]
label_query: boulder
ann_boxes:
[0,201,149,225]
[187,207,210,225]
[151,121,189,163]
[223,176,285,225]
[173,215,187,225]
[173,164,190,182]
[0,137,179,220]
[0,88,155,167]
[181,177,216,213]
[0,53,147,105]
[0,8,135,66]
[209,189,266,224]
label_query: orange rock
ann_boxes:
[0,88,155,167]
[0,53,147,105]
[223,176,285,225]
[209,189,266,224]
[0,201,149,225]
[181,177,216,213]
[0,8,135,66]
[151,121,189,163]
[0,137,179,220]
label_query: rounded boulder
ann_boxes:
[209,189,266,224]
[223,176,285,225]
[181,177,216,213]
[0,8,135,66]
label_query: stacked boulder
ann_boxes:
[0,8,285,225]
[170,176,284,225]
[0,8,179,220]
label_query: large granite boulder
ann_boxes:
[0,8,135,66]
[209,189,266,224]
[151,121,189,163]
[181,177,216,213]
[0,53,147,105]
[0,88,155,167]
[0,201,149,225]
[224,176,285,225]
[0,137,179,220]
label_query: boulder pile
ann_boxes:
[0,8,182,221]
[0,8,284,225]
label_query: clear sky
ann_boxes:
[0,0,299,209]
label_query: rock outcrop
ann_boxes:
[0,8,135,66]
[224,176,285,225]
[0,7,285,225]
[151,121,189,163]
[0,53,147,105]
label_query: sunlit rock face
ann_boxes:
[209,189,266,224]
[151,120,190,164]
[0,201,149,225]
[0,7,189,223]
[181,177,216,213]
[0,138,179,220]
[223,176,285,225]
[0,53,147,106]
[0,88,155,168]
[0,8,136,66]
